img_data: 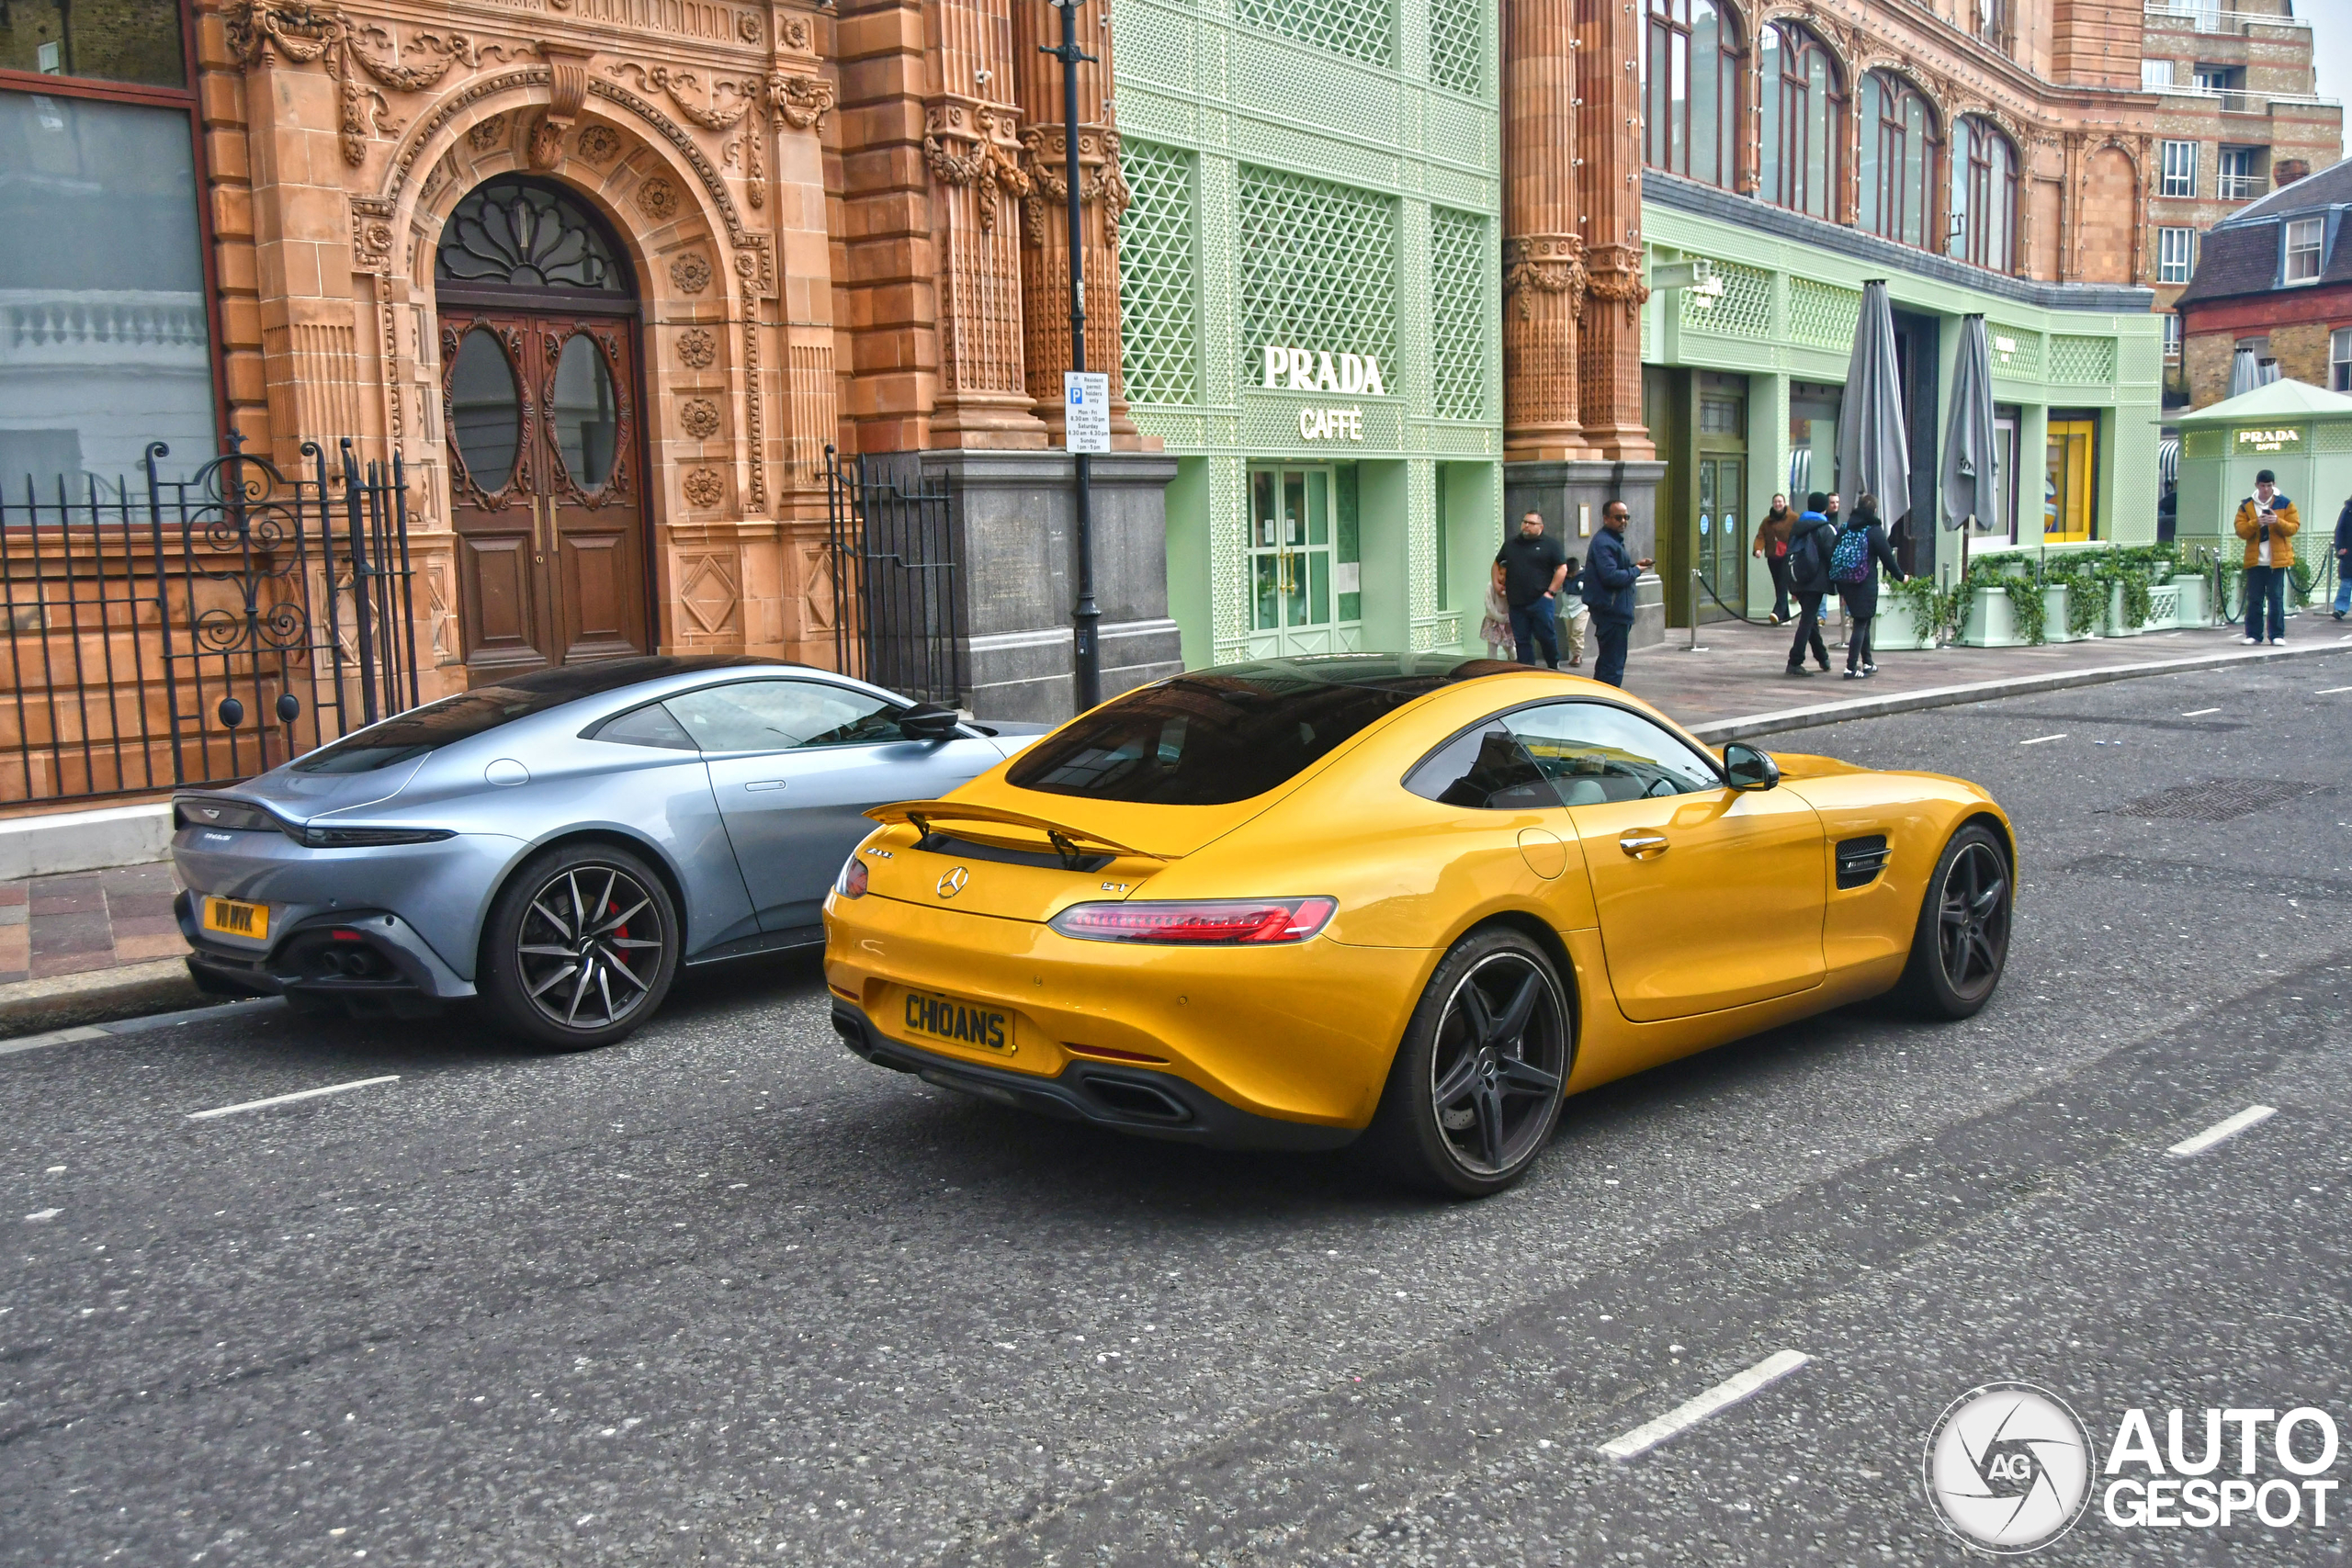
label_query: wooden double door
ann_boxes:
[441,310,650,675]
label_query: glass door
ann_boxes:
[1695,456,1746,620]
[2044,417,2097,543]
[1248,466,1361,657]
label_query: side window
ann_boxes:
[1504,702,1721,804]
[1402,724,1561,811]
[665,680,905,753]
[587,701,697,750]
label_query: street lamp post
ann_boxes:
[1042,0,1102,711]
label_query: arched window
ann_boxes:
[1642,0,1741,189]
[1859,72,1939,249]
[1758,24,1844,222]
[435,175,632,304]
[1949,116,2018,272]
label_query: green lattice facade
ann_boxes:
[1639,181,2165,625]
[1113,0,1502,666]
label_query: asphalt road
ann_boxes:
[7,651,2352,1566]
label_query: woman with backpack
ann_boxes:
[1830,492,1906,679]
[1782,492,1836,676]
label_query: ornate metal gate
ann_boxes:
[823,447,966,708]
[0,434,418,803]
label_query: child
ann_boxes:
[1478,570,1512,660]
[1558,553,1588,667]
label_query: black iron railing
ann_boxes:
[0,434,417,804]
[823,446,967,708]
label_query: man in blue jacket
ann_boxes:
[1581,500,1650,687]
[1782,492,1835,676]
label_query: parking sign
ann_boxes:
[1064,371,1110,454]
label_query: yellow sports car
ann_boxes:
[822,654,2012,1195]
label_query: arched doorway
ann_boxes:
[435,175,651,676]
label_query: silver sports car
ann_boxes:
[172,656,1037,1047]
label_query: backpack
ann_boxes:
[1829,526,1871,584]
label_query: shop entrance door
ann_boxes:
[2044,416,2098,543]
[1247,465,1363,658]
[435,176,650,679]
[1695,456,1746,620]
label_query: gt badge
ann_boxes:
[936,866,969,899]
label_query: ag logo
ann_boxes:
[1924,1382,2093,1553]
[935,865,969,899]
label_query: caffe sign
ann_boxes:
[2234,426,2302,454]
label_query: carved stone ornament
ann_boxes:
[679,398,722,439]
[670,252,713,294]
[639,175,680,220]
[782,15,811,51]
[675,327,717,368]
[348,196,397,275]
[1580,244,1651,327]
[1503,235,1588,321]
[683,468,726,508]
[737,11,761,42]
[1019,126,1132,244]
[574,123,622,164]
[223,0,478,166]
[608,61,758,131]
[923,104,1030,231]
[529,45,595,171]
[466,115,506,152]
[769,73,836,133]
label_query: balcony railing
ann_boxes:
[2149,84,2342,115]
[2145,1,2310,32]
[2218,172,2267,200]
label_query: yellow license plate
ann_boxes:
[899,989,1012,1053]
[201,896,268,940]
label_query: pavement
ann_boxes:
[6,654,2352,1563]
[4,616,2341,1039]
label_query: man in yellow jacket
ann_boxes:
[2235,468,2300,645]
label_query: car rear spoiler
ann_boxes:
[865,800,1167,869]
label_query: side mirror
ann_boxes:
[897,705,962,742]
[1723,742,1780,792]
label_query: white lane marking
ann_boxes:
[187,1075,399,1122]
[2018,733,2068,746]
[2166,1104,2277,1158]
[23,1208,61,1224]
[2316,686,2352,695]
[1599,1349,1812,1460]
[2180,707,2222,716]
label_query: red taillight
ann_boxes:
[1048,897,1336,945]
[836,857,870,899]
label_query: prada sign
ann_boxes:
[1259,345,1390,397]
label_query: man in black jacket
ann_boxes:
[1581,501,1649,687]
[1493,510,1570,667]
[2335,493,2351,621]
[1783,491,1835,676]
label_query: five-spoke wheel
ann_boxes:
[481,842,680,1048]
[1896,822,2012,1019]
[1368,928,1571,1197]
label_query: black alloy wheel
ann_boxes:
[1367,928,1572,1197]
[1895,823,2012,1020]
[481,842,679,1049]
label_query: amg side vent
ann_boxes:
[1836,834,1892,890]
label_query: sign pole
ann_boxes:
[1046,0,1103,712]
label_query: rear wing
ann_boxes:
[864,799,1168,869]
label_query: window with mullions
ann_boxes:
[1641,0,1741,190]
[2157,226,2196,284]
[2284,217,2324,285]
[1949,116,2017,274]
[1,0,186,88]
[1859,71,1939,250]
[1758,23,1843,223]
[2159,139,2198,199]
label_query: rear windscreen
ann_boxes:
[1005,674,1434,806]
[291,685,579,773]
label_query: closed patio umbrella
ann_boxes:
[1940,314,1996,587]
[1838,279,1911,530]
[2229,346,2262,398]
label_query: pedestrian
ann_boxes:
[2333,491,2351,622]
[1477,568,1513,658]
[1752,491,1794,624]
[1829,491,1905,679]
[1493,509,1569,668]
[1782,491,1835,677]
[2234,468,2299,646]
[1557,554,1587,666]
[1581,499,1651,687]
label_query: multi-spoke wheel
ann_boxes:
[1366,928,1572,1197]
[1895,823,2012,1020]
[481,842,679,1048]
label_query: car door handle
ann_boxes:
[1618,831,1668,859]
[742,780,786,793]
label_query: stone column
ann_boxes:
[1573,0,1652,465]
[1499,0,1586,463]
[923,0,1046,447]
[1011,0,1137,446]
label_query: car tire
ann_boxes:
[1894,822,2013,1021]
[1364,927,1573,1199]
[479,841,680,1050]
